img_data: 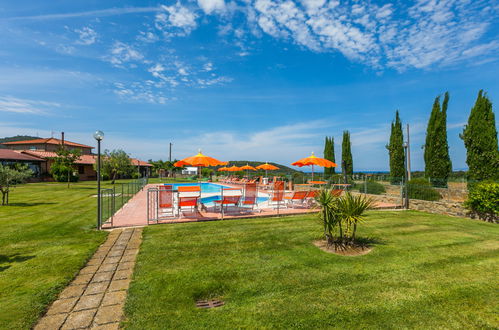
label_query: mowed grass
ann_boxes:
[0,181,111,329]
[124,211,499,329]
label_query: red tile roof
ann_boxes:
[21,150,97,165]
[131,158,153,167]
[0,149,44,161]
[20,150,152,167]
[2,137,93,149]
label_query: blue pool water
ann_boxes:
[200,195,269,206]
[166,182,230,193]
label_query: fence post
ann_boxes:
[364,175,367,195]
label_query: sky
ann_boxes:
[0,0,498,171]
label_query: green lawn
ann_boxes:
[124,211,499,329]
[0,181,110,329]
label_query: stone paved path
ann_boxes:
[35,228,142,330]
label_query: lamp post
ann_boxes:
[93,130,104,229]
[403,142,409,209]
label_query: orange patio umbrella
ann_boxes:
[174,150,226,178]
[291,152,337,181]
[240,164,257,176]
[217,167,228,172]
[256,162,279,177]
[226,165,242,172]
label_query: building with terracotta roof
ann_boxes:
[0,149,44,177]
[1,137,152,181]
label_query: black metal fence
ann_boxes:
[99,177,148,228]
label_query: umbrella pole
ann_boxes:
[312,165,314,181]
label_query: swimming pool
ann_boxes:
[166,182,230,193]
[200,195,269,206]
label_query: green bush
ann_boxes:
[357,180,386,195]
[464,182,499,223]
[50,163,79,182]
[407,178,441,201]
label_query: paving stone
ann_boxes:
[103,256,121,264]
[98,263,118,273]
[92,252,108,259]
[87,257,104,267]
[91,322,120,330]
[94,304,124,325]
[91,271,114,283]
[46,297,78,315]
[123,249,139,256]
[61,309,96,329]
[107,250,124,258]
[113,268,133,280]
[74,293,104,311]
[120,254,136,263]
[60,285,86,299]
[80,265,99,275]
[73,273,94,285]
[108,279,130,292]
[102,290,127,306]
[117,262,134,271]
[84,281,110,296]
[34,314,67,330]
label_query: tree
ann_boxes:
[424,92,452,187]
[324,136,336,178]
[0,164,33,205]
[96,149,133,184]
[386,111,405,184]
[51,147,82,188]
[341,131,353,175]
[460,90,499,185]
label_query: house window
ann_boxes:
[29,146,36,150]
[78,165,85,174]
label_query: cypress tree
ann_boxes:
[460,90,499,185]
[387,111,405,184]
[330,137,336,174]
[341,131,353,175]
[424,96,439,179]
[425,92,453,187]
[324,136,336,177]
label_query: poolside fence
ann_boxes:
[99,177,148,228]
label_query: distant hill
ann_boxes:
[226,160,303,176]
[0,135,39,148]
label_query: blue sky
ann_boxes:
[0,0,498,171]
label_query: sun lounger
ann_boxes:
[214,195,241,211]
[284,190,308,207]
[178,185,201,215]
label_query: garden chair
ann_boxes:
[241,182,258,210]
[159,184,175,217]
[269,181,285,209]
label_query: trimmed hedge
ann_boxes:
[407,178,441,201]
[358,181,386,195]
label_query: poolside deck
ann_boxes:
[102,183,400,229]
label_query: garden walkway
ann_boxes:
[35,228,142,330]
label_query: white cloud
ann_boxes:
[106,41,144,67]
[155,3,197,37]
[75,27,98,45]
[197,0,226,14]
[0,96,60,114]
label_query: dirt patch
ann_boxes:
[313,240,373,256]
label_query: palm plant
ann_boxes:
[315,190,373,246]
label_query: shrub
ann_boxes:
[358,181,386,195]
[407,178,441,201]
[50,162,79,182]
[464,182,499,223]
